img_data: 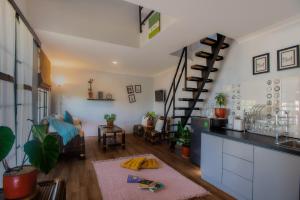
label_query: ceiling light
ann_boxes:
[112,61,118,65]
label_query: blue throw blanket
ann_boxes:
[48,116,79,145]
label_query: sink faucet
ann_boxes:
[275,110,289,144]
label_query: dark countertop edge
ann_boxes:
[202,130,300,157]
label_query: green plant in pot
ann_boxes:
[177,122,192,158]
[145,112,156,127]
[0,123,59,199]
[104,114,116,128]
[215,93,227,118]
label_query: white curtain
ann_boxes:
[0,0,16,187]
[16,19,34,165]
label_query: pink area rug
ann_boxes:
[92,154,209,200]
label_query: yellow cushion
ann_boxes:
[140,158,159,169]
[121,157,146,171]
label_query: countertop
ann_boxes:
[202,129,300,156]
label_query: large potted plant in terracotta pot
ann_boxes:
[215,93,227,118]
[177,122,192,158]
[104,114,116,128]
[145,112,156,127]
[0,124,59,199]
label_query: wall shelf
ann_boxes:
[87,98,115,101]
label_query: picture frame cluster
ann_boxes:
[126,85,142,103]
[253,45,299,75]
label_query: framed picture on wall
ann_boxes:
[128,94,136,103]
[277,45,299,71]
[253,53,270,75]
[135,85,142,93]
[127,85,134,94]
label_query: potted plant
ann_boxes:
[215,93,227,118]
[104,114,116,128]
[0,124,59,199]
[145,112,156,127]
[177,122,192,158]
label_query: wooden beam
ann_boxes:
[8,0,41,47]
[0,72,14,83]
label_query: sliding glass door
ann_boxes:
[15,17,34,165]
[0,0,16,186]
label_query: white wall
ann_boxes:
[153,18,300,138]
[51,67,154,136]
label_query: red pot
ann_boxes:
[147,119,153,127]
[181,146,190,157]
[215,108,227,118]
[3,166,38,199]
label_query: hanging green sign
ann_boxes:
[148,12,160,39]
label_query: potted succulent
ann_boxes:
[177,122,192,158]
[0,124,59,199]
[104,114,116,128]
[145,112,156,127]
[215,93,227,118]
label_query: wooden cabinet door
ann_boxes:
[253,147,300,200]
[201,133,223,184]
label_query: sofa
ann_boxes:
[41,115,86,159]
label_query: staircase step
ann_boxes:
[172,116,200,119]
[170,123,191,126]
[191,65,218,72]
[183,88,208,92]
[178,98,204,102]
[200,38,229,49]
[186,77,213,83]
[195,51,223,61]
[174,107,201,110]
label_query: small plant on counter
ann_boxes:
[0,122,59,199]
[104,114,116,128]
[215,93,227,118]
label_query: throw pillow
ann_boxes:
[155,118,164,132]
[64,111,74,124]
[141,116,148,127]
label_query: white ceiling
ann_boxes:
[17,0,300,76]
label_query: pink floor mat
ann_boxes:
[92,154,209,200]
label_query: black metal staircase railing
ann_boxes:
[163,47,187,125]
[162,33,229,138]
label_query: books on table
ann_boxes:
[127,175,165,192]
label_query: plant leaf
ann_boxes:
[0,127,15,161]
[24,135,59,174]
[32,125,48,142]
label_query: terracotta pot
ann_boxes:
[3,166,38,199]
[215,108,227,118]
[147,119,153,127]
[107,121,114,128]
[181,146,190,157]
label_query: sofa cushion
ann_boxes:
[141,116,148,127]
[155,118,164,133]
[64,111,73,124]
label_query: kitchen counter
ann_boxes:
[203,129,300,156]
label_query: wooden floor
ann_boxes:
[39,135,235,200]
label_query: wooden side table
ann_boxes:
[0,179,66,200]
[98,125,125,151]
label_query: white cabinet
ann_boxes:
[201,133,300,200]
[253,147,300,200]
[201,133,223,184]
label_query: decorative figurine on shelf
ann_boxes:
[88,79,94,99]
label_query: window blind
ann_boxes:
[0,0,16,187]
